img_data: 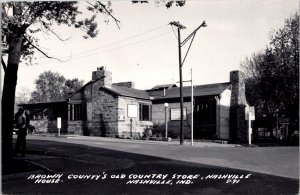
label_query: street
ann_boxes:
[2,135,299,194]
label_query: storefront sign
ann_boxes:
[57,117,61,128]
[170,108,187,121]
[245,106,255,120]
[128,104,138,118]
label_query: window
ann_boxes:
[69,104,87,121]
[139,104,151,121]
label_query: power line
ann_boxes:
[171,25,178,40]
[36,24,168,60]
[21,30,173,67]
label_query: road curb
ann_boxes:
[24,160,55,174]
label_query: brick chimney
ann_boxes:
[92,66,112,87]
[229,70,247,142]
[112,82,135,88]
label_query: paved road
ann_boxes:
[31,135,299,179]
[2,135,299,194]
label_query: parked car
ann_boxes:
[13,123,19,135]
[12,124,35,135]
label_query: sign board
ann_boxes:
[127,104,138,118]
[245,106,255,121]
[57,117,61,128]
[170,108,187,121]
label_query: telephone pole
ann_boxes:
[170,21,186,145]
[170,21,207,145]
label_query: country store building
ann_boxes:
[20,66,248,141]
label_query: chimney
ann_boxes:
[92,66,112,87]
[112,82,135,88]
[229,70,247,141]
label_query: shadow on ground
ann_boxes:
[3,139,299,195]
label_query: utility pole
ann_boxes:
[170,20,207,145]
[170,21,186,145]
[191,68,194,146]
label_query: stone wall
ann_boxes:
[229,70,248,141]
[47,120,68,134]
[30,120,48,133]
[31,119,68,134]
[90,89,118,136]
[117,97,152,138]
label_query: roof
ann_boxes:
[149,84,177,90]
[148,82,231,100]
[18,100,67,107]
[67,80,96,99]
[101,85,150,100]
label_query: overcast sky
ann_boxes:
[5,0,298,94]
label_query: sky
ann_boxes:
[2,0,298,95]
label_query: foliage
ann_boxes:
[64,78,84,96]
[132,0,185,8]
[143,126,153,139]
[143,123,178,139]
[15,87,31,105]
[1,2,101,64]
[29,71,84,103]
[241,13,299,133]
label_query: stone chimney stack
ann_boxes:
[112,82,135,88]
[229,70,247,142]
[92,66,112,87]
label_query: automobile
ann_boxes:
[13,123,19,135]
[12,124,35,135]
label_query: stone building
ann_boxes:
[20,67,248,141]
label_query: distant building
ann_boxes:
[20,66,248,141]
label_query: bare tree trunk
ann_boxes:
[2,33,23,166]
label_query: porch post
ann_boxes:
[215,96,220,138]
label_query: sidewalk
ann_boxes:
[35,133,240,147]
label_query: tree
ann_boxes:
[1,0,185,170]
[1,1,117,166]
[15,87,31,105]
[29,71,84,103]
[64,78,84,97]
[241,13,299,138]
[30,71,66,103]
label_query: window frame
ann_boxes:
[139,104,152,121]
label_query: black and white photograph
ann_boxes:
[1,0,299,194]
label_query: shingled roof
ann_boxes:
[150,84,177,90]
[148,82,231,100]
[101,85,150,100]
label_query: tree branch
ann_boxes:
[21,3,32,17]
[41,19,71,41]
[61,12,90,34]
[87,1,121,29]
[48,27,71,41]
[22,35,69,62]
[2,57,7,72]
